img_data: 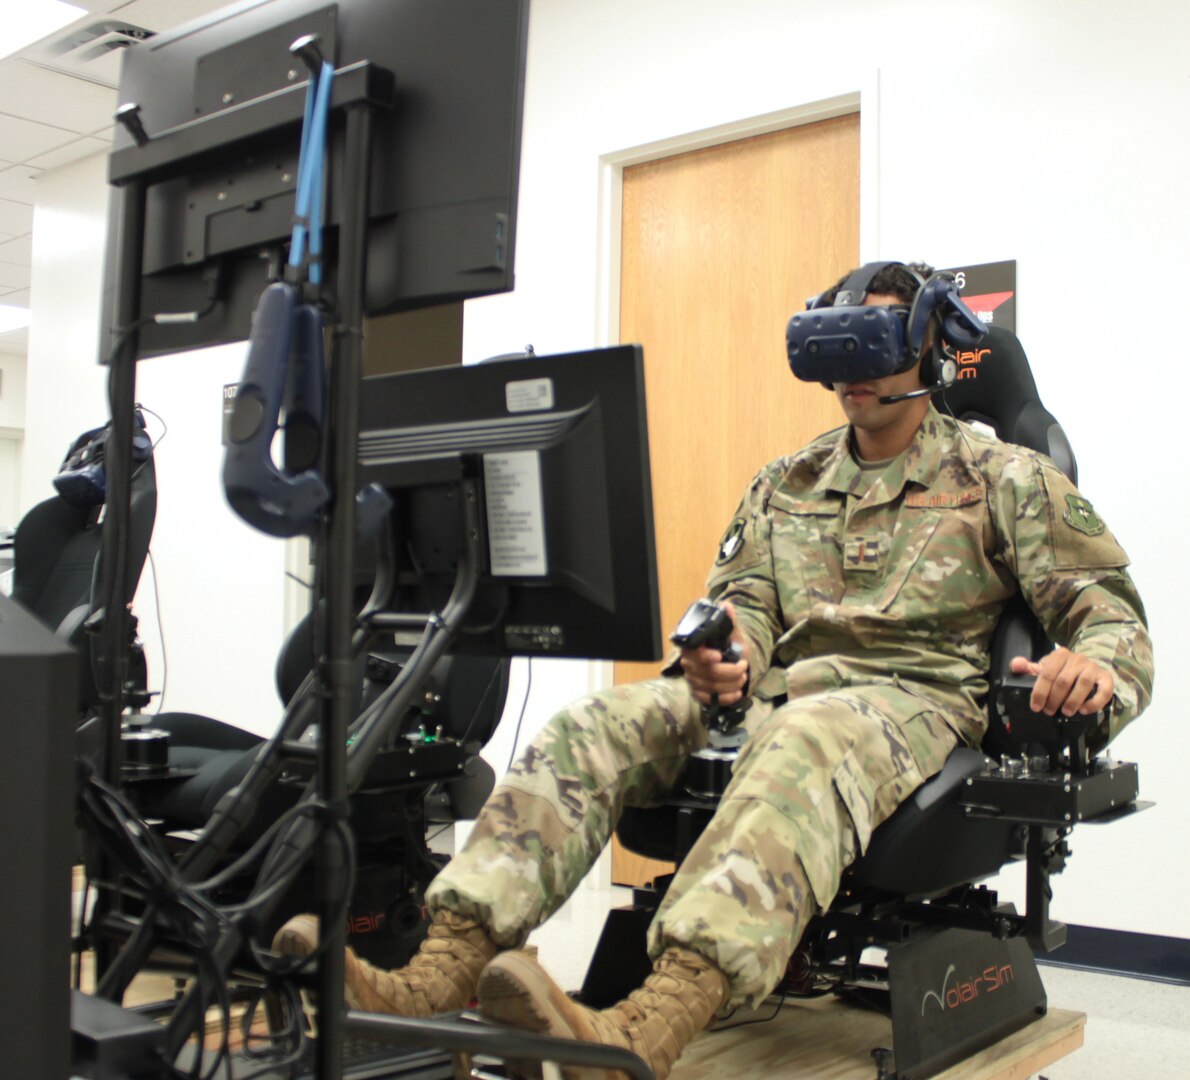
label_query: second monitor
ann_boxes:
[358,344,662,662]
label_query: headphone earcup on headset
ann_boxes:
[918,344,957,391]
[941,310,986,349]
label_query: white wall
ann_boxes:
[0,351,26,430]
[133,344,291,733]
[21,155,109,510]
[23,154,290,736]
[26,0,1188,938]
[0,351,25,528]
[467,0,1188,939]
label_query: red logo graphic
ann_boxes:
[347,912,387,935]
[921,961,1016,1014]
[954,347,991,381]
[961,291,1014,327]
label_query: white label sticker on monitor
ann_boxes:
[505,377,555,414]
[483,451,547,576]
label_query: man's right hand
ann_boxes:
[679,600,751,706]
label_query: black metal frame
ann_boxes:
[86,51,655,1080]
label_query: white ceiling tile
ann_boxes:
[0,263,31,291]
[0,165,42,204]
[0,112,82,160]
[0,200,33,236]
[113,0,233,34]
[2,289,30,307]
[0,61,119,134]
[25,134,110,170]
[63,47,125,88]
[0,235,33,266]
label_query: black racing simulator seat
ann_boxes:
[11,411,157,725]
[120,599,512,970]
[594,326,1144,1079]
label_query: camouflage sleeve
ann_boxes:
[702,465,785,680]
[992,453,1153,742]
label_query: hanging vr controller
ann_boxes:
[221,38,334,539]
[784,261,987,393]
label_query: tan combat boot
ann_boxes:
[272,909,499,1016]
[477,946,729,1080]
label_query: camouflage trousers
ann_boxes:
[425,675,959,1007]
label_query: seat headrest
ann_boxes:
[934,325,1076,483]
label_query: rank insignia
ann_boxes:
[1063,494,1105,536]
[844,535,883,572]
[716,518,747,565]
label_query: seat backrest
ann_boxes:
[935,324,1076,483]
[11,496,98,631]
[12,454,157,712]
[275,597,512,749]
[935,325,1072,758]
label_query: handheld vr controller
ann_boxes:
[671,598,750,734]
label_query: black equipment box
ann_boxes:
[961,758,1139,826]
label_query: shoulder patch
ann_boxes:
[1038,469,1128,570]
[716,517,747,565]
[1062,493,1105,537]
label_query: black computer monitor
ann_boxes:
[0,596,77,1079]
[358,345,663,662]
[102,0,529,358]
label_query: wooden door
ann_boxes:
[611,115,860,886]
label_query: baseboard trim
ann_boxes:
[1038,924,1190,985]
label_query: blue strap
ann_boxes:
[288,60,335,283]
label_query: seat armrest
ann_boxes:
[56,604,90,645]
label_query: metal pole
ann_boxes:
[313,98,373,1080]
[92,178,145,984]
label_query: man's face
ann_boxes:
[833,291,928,446]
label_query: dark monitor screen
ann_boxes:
[0,596,77,1080]
[103,0,529,358]
[358,345,663,662]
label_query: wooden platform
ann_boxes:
[672,995,1085,1080]
[88,926,1087,1078]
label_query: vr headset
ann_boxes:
[55,409,153,509]
[786,262,987,387]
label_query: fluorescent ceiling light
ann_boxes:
[0,306,32,335]
[1,1,86,62]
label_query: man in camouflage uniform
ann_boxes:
[276,263,1153,1079]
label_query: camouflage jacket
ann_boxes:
[706,405,1153,747]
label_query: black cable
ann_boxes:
[456,659,505,746]
[505,656,533,774]
[94,307,212,719]
[197,799,342,893]
[74,765,356,1069]
[245,814,356,975]
[712,989,787,1030]
[236,978,308,1079]
[106,304,218,367]
[285,570,313,590]
[146,548,168,712]
[137,403,169,454]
